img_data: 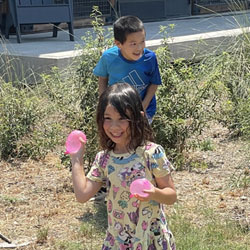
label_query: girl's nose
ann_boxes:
[109,119,128,128]
[110,120,121,128]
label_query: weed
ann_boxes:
[229,168,250,189]
[199,139,215,151]
[171,205,249,249]
[0,195,27,205]
[36,227,49,245]
[79,223,94,237]
[55,241,83,250]
[189,160,209,171]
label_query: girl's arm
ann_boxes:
[70,140,102,203]
[153,174,177,205]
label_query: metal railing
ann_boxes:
[192,0,250,14]
[73,0,112,19]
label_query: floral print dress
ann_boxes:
[87,142,176,250]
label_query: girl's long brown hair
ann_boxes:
[96,83,155,152]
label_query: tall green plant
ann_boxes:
[204,32,250,138]
[71,6,113,166]
[0,82,40,159]
[154,43,224,167]
[38,7,114,167]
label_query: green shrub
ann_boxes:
[16,122,64,159]
[0,7,111,163]
[0,82,40,159]
[69,7,113,166]
[209,33,250,138]
[1,8,249,168]
[23,7,114,166]
[153,29,250,167]
[154,46,224,167]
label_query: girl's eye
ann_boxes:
[104,117,111,120]
[120,118,130,124]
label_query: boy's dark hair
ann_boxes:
[97,83,154,152]
[113,15,145,44]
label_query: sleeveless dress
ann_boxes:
[87,142,176,250]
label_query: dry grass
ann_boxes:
[0,123,249,249]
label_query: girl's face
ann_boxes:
[103,104,130,154]
[115,30,146,61]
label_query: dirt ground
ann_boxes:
[0,123,249,249]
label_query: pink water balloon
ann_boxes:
[130,178,152,198]
[65,130,87,155]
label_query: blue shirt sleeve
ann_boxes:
[151,56,161,85]
[144,49,161,85]
[93,53,108,77]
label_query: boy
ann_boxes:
[93,15,162,123]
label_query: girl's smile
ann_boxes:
[103,104,130,153]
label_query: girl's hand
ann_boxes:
[133,184,156,202]
[69,137,87,160]
[135,174,177,205]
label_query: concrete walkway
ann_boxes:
[1,11,250,81]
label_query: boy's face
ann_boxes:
[115,30,146,61]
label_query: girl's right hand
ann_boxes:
[69,137,87,160]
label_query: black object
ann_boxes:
[5,0,74,43]
[117,0,166,22]
[117,0,191,22]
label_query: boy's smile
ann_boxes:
[115,30,146,61]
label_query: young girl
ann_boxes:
[70,83,177,250]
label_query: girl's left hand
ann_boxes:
[133,184,156,202]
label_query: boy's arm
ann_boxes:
[142,84,159,111]
[98,76,108,96]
